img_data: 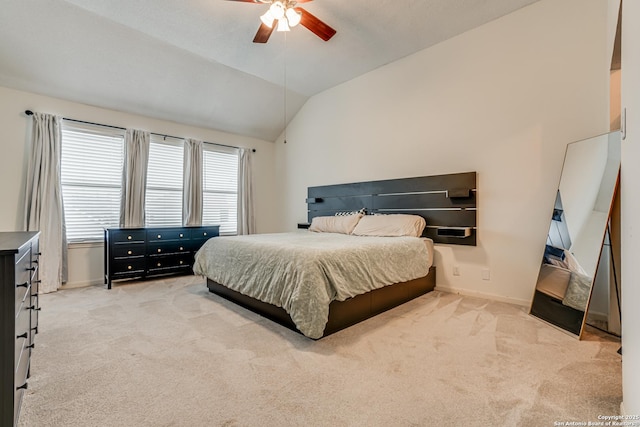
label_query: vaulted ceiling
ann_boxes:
[0,0,542,141]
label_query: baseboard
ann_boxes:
[61,279,104,289]
[435,285,530,307]
[620,401,626,415]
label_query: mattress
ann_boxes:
[193,231,434,338]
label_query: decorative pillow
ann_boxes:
[309,213,363,234]
[351,214,426,237]
[335,208,367,216]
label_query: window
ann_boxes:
[203,146,238,235]
[145,136,184,227]
[60,121,125,242]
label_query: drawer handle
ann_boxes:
[157,249,162,253]
[27,305,41,311]
[36,252,42,256]
[157,262,162,267]
[127,235,132,240]
[32,326,38,334]
[179,233,184,238]
[17,282,29,288]
[16,383,28,391]
[203,232,207,236]
[33,259,39,264]
[179,260,184,265]
[17,332,28,339]
[157,234,162,239]
[127,265,133,270]
[127,250,132,255]
[33,280,41,284]
[26,267,36,271]
[179,247,184,251]
[26,343,35,349]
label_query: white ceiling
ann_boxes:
[0,0,542,141]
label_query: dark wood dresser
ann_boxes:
[104,226,219,288]
[0,232,40,427]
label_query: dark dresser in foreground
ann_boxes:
[0,231,40,427]
[104,225,219,288]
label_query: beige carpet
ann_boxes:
[19,275,621,427]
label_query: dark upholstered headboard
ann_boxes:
[306,172,477,246]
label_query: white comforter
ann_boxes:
[193,231,433,338]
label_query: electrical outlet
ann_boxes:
[453,265,460,276]
[481,269,491,281]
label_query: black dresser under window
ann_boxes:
[104,226,219,288]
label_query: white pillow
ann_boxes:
[309,213,363,234]
[351,214,426,237]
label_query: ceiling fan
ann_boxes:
[228,0,337,44]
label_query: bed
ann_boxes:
[194,231,435,338]
[195,172,477,339]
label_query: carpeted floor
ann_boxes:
[19,275,621,427]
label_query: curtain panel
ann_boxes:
[237,148,255,235]
[183,138,203,226]
[24,112,68,293]
[120,129,150,228]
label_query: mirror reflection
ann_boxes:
[530,131,620,337]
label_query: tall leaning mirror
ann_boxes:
[530,131,621,338]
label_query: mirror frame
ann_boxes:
[529,131,621,338]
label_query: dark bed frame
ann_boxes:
[206,172,477,338]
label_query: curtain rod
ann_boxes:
[24,110,256,152]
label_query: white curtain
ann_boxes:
[183,138,203,226]
[24,113,68,293]
[237,148,255,235]
[120,129,150,228]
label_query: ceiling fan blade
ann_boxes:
[297,7,336,41]
[253,22,275,43]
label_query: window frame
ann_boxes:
[59,120,125,244]
[202,144,239,236]
[144,135,185,228]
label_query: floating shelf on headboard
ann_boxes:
[306,172,477,246]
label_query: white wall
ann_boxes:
[0,85,278,287]
[273,0,610,305]
[621,0,640,415]
[559,134,607,255]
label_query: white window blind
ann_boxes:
[203,145,238,235]
[60,121,125,242]
[145,136,184,227]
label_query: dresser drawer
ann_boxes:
[147,228,190,242]
[190,226,219,240]
[111,242,145,258]
[14,346,29,424]
[190,227,219,252]
[15,251,32,286]
[15,282,30,318]
[111,258,146,275]
[147,253,192,273]
[110,229,145,243]
[15,305,30,366]
[15,336,30,394]
[147,241,190,256]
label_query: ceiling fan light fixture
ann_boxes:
[269,1,286,20]
[260,10,275,28]
[276,18,290,32]
[285,8,302,27]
